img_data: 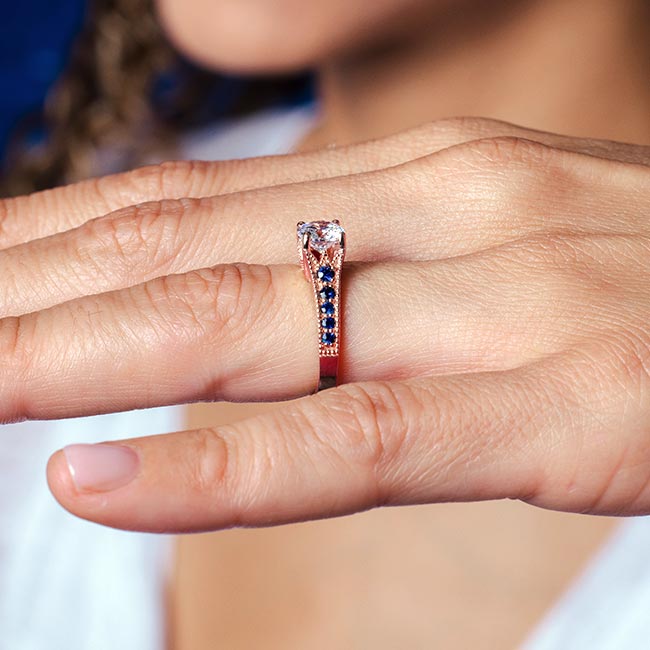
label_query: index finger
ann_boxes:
[0,125,442,248]
[4,117,646,249]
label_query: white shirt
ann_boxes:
[0,407,182,650]
[519,515,650,649]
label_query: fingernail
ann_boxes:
[63,443,140,492]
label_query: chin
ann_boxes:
[155,0,338,74]
[155,0,433,75]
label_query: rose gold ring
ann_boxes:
[296,220,346,392]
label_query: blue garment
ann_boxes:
[0,0,86,155]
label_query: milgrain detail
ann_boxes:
[297,220,346,392]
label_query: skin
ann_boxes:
[5,0,650,647]
[155,0,446,73]
[10,121,648,525]
[156,0,650,146]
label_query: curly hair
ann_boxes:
[1,0,177,196]
[0,0,311,197]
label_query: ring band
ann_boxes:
[296,219,346,392]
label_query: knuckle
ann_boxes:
[215,264,276,332]
[184,427,234,496]
[448,136,612,206]
[133,161,193,195]
[154,263,275,340]
[424,135,576,195]
[123,159,230,199]
[0,316,24,364]
[85,176,116,215]
[404,136,578,232]
[118,161,187,197]
[0,315,33,419]
[321,381,413,474]
[81,205,153,262]
[77,199,191,279]
[454,135,559,170]
[156,161,200,194]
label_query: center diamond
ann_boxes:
[298,220,344,253]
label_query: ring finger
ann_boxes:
[0,246,613,422]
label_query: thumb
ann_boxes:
[46,370,549,533]
[51,352,648,535]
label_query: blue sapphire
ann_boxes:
[318,286,336,300]
[320,301,335,315]
[321,332,336,345]
[321,317,336,329]
[317,265,335,282]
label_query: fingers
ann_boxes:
[0,238,630,422]
[2,117,647,251]
[49,330,650,533]
[3,136,649,317]
[414,117,650,165]
[0,121,471,249]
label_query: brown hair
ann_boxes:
[0,0,310,198]
[1,0,180,196]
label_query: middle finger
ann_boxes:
[1,140,646,317]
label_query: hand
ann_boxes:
[4,117,650,532]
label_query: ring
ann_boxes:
[296,219,346,392]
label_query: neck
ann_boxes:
[304,0,650,148]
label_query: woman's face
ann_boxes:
[155,0,446,73]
